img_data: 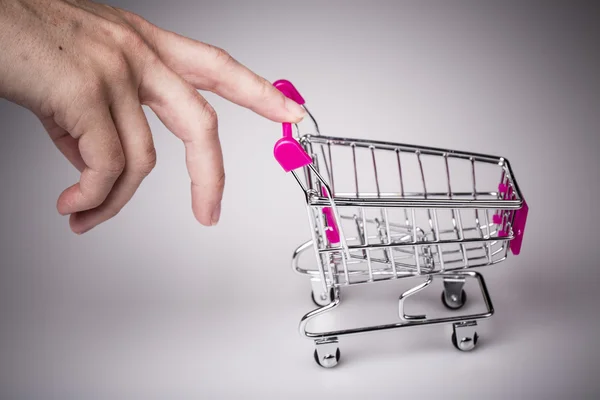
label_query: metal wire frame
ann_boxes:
[297,134,524,210]
[285,104,524,294]
[287,133,521,290]
[295,211,510,287]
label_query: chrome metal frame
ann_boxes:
[286,104,525,368]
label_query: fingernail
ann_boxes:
[211,203,222,226]
[285,98,306,121]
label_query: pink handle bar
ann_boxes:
[273,79,305,105]
[272,80,312,172]
[273,79,340,245]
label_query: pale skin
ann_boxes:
[0,0,306,234]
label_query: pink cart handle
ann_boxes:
[273,79,342,246]
[273,79,305,105]
[272,79,312,172]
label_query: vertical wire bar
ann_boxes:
[471,158,488,262]
[341,247,350,285]
[484,208,493,264]
[455,209,469,268]
[320,145,331,184]
[372,146,389,277]
[446,155,466,269]
[352,144,359,198]
[361,208,373,282]
[384,208,397,278]
[306,206,329,296]
[444,154,453,197]
[316,204,336,284]
[299,133,310,192]
[417,151,434,235]
[470,157,477,200]
[432,209,444,272]
[417,151,426,199]
[306,140,316,192]
[396,149,409,227]
[351,143,362,256]
[445,153,458,267]
[327,141,335,195]
[411,208,421,276]
[371,146,381,197]
[310,163,336,284]
[418,150,435,273]
[313,128,330,190]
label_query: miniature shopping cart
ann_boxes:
[272,79,529,368]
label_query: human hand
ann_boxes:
[0,0,305,233]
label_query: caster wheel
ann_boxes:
[311,290,331,307]
[314,347,340,368]
[441,289,467,310]
[452,331,479,352]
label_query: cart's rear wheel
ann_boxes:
[311,290,331,307]
[314,347,340,368]
[441,289,467,310]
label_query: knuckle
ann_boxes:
[131,146,157,176]
[199,101,218,136]
[209,45,234,68]
[79,187,106,210]
[109,22,138,45]
[126,30,149,54]
[72,81,108,117]
[200,101,218,125]
[102,48,131,80]
[102,150,127,176]
[80,74,106,100]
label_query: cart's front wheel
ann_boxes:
[314,347,340,368]
[314,337,340,368]
[451,329,479,351]
[441,289,467,310]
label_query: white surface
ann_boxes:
[1,1,599,398]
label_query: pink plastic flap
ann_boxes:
[494,182,528,255]
[273,123,312,172]
[321,187,340,244]
[510,199,528,255]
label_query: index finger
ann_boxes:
[116,9,306,123]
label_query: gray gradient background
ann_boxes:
[1,0,599,398]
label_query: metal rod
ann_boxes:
[361,208,374,282]
[411,208,421,275]
[371,146,381,198]
[352,144,359,198]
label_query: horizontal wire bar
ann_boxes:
[309,197,522,209]
[300,134,504,163]
[318,235,513,253]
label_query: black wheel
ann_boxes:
[451,331,479,351]
[441,289,467,310]
[314,347,341,368]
